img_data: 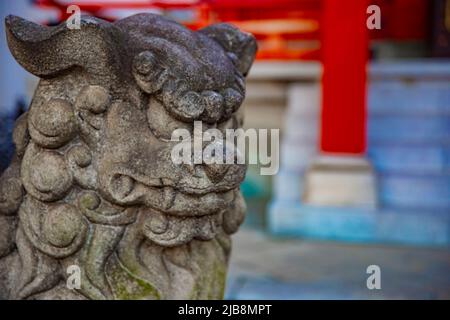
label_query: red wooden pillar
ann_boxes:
[320,0,369,154]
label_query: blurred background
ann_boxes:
[0,0,449,299]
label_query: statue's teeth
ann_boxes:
[223,190,234,202]
[146,210,169,235]
[112,175,135,199]
[162,186,176,210]
[196,216,215,240]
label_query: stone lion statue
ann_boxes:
[0,13,256,300]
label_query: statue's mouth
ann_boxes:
[102,173,240,246]
[138,206,225,247]
[107,173,237,217]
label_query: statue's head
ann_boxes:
[4,13,256,251]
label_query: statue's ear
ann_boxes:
[199,23,257,76]
[5,15,121,78]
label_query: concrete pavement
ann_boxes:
[226,228,450,299]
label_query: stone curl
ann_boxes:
[18,196,88,258]
[133,50,245,123]
[28,98,77,149]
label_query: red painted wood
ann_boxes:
[320,0,368,154]
[34,0,428,60]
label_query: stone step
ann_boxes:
[368,145,450,174]
[268,201,450,246]
[368,114,450,144]
[378,173,450,210]
[368,80,450,114]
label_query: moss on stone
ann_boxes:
[107,256,161,300]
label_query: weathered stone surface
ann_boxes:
[0,13,256,299]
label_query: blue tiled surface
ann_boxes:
[269,63,450,246]
[268,201,450,246]
[378,174,450,210]
[368,115,450,144]
[367,69,450,213]
[226,276,358,300]
[369,61,450,80]
[368,80,450,114]
[368,145,448,174]
[269,202,377,242]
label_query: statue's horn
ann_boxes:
[199,23,257,76]
[5,15,122,78]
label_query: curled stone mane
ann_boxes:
[0,13,256,300]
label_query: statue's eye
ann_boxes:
[147,98,192,141]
